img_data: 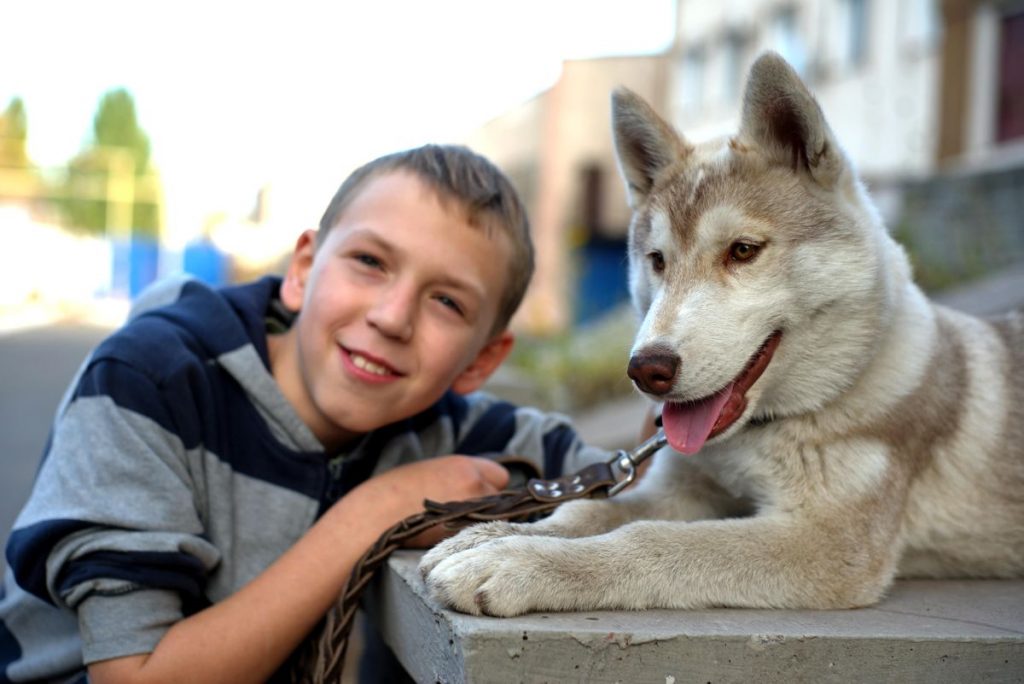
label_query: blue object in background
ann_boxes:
[111,237,160,299]
[183,239,230,287]
[575,238,630,325]
[129,239,160,297]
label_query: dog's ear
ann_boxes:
[739,52,845,189]
[611,87,691,208]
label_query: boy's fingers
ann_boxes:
[470,457,510,491]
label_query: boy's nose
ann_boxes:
[366,287,415,341]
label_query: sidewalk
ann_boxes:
[931,262,1024,316]
[0,297,128,336]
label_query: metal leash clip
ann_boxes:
[607,429,667,496]
[523,428,668,503]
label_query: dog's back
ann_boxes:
[896,305,1024,578]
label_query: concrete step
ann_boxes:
[373,551,1024,684]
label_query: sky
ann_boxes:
[2,0,676,245]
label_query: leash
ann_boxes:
[290,428,667,684]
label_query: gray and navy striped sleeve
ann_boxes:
[365,390,611,482]
[7,356,220,663]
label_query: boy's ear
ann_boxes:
[451,331,515,395]
[280,229,318,311]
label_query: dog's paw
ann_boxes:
[418,520,522,579]
[424,536,580,617]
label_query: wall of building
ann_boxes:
[671,0,942,180]
[892,163,1024,290]
[466,55,669,333]
[672,0,1023,294]
[467,0,1023,332]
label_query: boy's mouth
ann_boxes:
[351,351,392,375]
[340,346,403,380]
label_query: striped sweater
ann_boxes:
[0,275,609,683]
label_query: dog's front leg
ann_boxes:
[419,453,748,578]
[425,513,895,616]
[418,495,654,579]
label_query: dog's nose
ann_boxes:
[627,348,680,396]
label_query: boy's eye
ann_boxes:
[435,294,464,316]
[354,253,383,269]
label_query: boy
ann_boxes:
[0,145,611,683]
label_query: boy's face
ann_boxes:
[272,171,515,449]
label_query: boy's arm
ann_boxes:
[88,455,509,684]
[451,393,615,483]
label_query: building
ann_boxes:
[937,0,1024,167]
[467,55,671,334]
[671,0,942,180]
[469,0,1023,333]
[662,0,1023,291]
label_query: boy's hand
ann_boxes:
[346,456,510,547]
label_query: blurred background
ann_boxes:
[2,0,1024,547]
[2,3,1023,678]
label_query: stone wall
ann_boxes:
[885,163,1024,292]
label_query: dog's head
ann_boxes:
[612,52,905,454]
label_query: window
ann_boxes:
[838,0,869,68]
[680,46,706,114]
[996,9,1024,142]
[771,7,807,76]
[901,0,939,52]
[579,163,604,238]
[722,32,747,104]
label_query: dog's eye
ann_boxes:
[648,251,665,273]
[728,242,760,263]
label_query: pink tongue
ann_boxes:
[662,384,734,455]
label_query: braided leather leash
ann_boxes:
[290,430,666,684]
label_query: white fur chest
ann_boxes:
[688,428,783,505]
[688,420,895,511]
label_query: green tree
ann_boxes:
[92,89,152,172]
[0,97,47,204]
[0,97,30,168]
[62,88,162,239]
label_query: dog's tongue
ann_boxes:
[662,384,734,455]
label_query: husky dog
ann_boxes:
[419,52,1024,615]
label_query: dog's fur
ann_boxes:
[419,52,1024,615]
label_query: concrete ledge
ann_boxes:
[371,551,1024,684]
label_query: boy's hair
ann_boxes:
[317,144,534,335]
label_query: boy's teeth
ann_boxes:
[352,353,389,375]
